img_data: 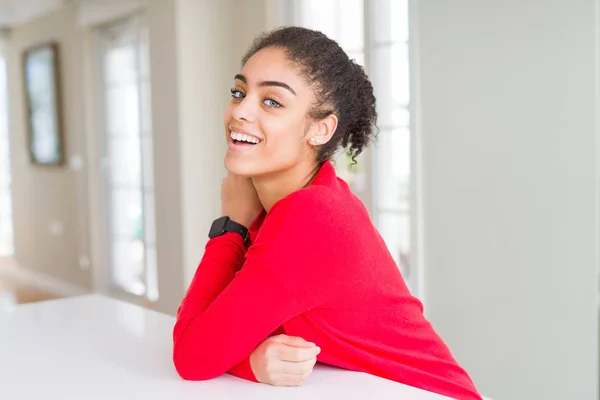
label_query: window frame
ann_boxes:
[95,13,159,304]
[0,52,13,258]
[278,0,423,298]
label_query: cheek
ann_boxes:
[223,102,234,123]
[262,117,305,155]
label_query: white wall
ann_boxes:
[7,4,92,290]
[175,0,234,287]
[416,1,598,399]
[5,0,186,314]
[145,0,185,314]
[175,0,276,285]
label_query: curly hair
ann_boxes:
[242,26,378,165]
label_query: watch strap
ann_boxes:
[209,216,250,245]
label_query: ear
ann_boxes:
[306,113,338,147]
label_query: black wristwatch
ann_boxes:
[209,216,250,245]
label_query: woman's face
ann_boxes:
[223,47,317,177]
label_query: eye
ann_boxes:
[263,98,282,108]
[230,88,245,99]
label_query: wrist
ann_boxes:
[209,216,250,245]
[222,212,257,229]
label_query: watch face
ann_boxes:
[209,216,229,238]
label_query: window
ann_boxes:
[0,55,13,257]
[370,0,412,286]
[286,0,369,199]
[284,0,415,293]
[98,16,158,301]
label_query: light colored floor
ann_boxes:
[0,257,65,308]
[0,274,61,304]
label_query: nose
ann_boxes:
[231,95,257,123]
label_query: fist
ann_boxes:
[250,335,321,387]
[221,173,262,228]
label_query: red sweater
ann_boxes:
[173,161,481,400]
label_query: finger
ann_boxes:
[279,335,316,348]
[280,357,317,376]
[277,370,314,386]
[278,344,320,362]
[270,376,304,387]
[263,377,298,387]
[271,335,315,348]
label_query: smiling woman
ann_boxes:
[222,45,341,190]
[172,27,482,400]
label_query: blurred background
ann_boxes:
[0,0,597,399]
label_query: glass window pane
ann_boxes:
[110,188,143,239]
[0,219,13,256]
[106,84,140,136]
[0,170,10,188]
[0,194,12,256]
[0,212,12,237]
[372,43,410,125]
[139,25,150,78]
[334,149,368,197]
[145,245,158,302]
[300,0,338,39]
[347,51,365,68]
[338,0,364,52]
[372,0,409,43]
[140,81,152,134]
[0,141,8,164]
[0,191,10,215]
[143,192,155,245]
[378,211,411,279]
[141,136,154,189]
[392,107,410,127]
[0,56,10,257]
[105,45,136,84]
[109,137,141,188]
[111,239,145,296]
[101,17,158,301]
[375,129,410,211]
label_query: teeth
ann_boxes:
[230,131,260,144]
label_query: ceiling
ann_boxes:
[0,0,67,28]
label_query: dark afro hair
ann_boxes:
[242,26,378,165]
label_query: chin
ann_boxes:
[224,156,256,177]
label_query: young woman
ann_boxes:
[173,27,482,400]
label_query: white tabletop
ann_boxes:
[0,295,453,400]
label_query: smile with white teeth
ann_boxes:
[230,131,261,144]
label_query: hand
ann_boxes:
[250,334,321,387]
[221,173,263,228]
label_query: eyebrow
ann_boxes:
[234,74,297,96]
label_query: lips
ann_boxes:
[227,126,263,153]
[229,126,263,143]
[230,131,260,144]
[227,127,263,152]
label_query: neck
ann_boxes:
[252,160,321,212]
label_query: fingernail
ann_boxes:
[316,347,321,354]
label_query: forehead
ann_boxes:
[240,47,310,94]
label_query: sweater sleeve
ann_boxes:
[172,189,336,381]
[176,232,246,318]
[172,231,258,380]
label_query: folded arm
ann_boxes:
[173,191,335,381]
